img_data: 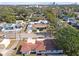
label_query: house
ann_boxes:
[2,23,22,32]
[74,12,79,19]
[0,22,6,31]
[20,40,45,55]
[27,20,48,33]
[38,20,49,24]
[67,18,77,25]
[32,23,48,33]
[63,16,69,21]
[34,20,48,32]
[30,20,48,24]
[20,42,35,54]
[74,23,79,29]
[20,39,58,55]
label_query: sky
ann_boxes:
[0,0,79,3]
[0,0,79,5]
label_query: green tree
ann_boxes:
[56,26,79,56]
[43,9,59,35]
[5,14,16,23]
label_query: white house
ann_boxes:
[2,23,22,32]
[67,18,77,25]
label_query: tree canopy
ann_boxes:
[56,26,79,55]
[0,6,32,23]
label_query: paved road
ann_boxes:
[3,31,55,40]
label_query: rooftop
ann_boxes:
[20,40,45,53]
[20,40,56,53]
[32,24,48,28]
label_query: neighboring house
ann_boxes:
[63,16,69,21]
[74,12,79,19]
[67,18,77,25]
[32,23,48,33]
[30,20,48,24]
[74,23,79,29]
[2,23,22,32]
[38,20,49,24]
[0,22,6,31]
[27,20,48,33]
